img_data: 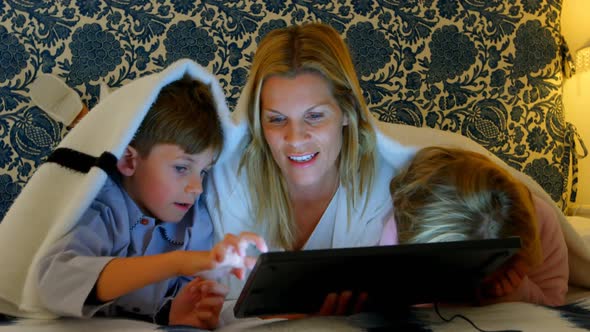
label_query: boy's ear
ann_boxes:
[117,146,139,176]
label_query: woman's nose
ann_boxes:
[284,121,309,144]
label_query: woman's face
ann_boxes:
[260,72,348,193]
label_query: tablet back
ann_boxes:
[234,237,521,318]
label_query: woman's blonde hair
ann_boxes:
[239,23,377,249]
[392,146,542,267]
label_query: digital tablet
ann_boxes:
[234,237,521,318]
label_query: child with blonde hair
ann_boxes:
[379,146,568,306]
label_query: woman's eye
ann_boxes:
[200,169,209,178]
[306,112,324,121]
[268,116,285,124]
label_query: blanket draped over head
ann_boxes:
[372,121,590,292]
[0,58,589,319]
[0,59,240,318]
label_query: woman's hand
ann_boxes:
[261,291,368,320]
[319,291,368,315]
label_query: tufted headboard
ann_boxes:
[0,0,575,220]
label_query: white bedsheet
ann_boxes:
[3,299,590,332]
[567,216,590,303]
[1,217,588,331]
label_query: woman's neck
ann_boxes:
[288,169,340,250]
[289,170,339,203]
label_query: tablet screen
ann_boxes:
[234,237,521,317]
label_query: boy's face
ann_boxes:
[124,143,215,222]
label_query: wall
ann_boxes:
[562,0,590,214]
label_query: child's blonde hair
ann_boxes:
[391,146,543,267]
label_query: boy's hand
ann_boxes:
[477,258,528,302]
[169,277,229,329]
[177,232,268,278]
[195,232,268,280]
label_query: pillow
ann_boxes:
[567,216,590,243]
[0,1,571,219]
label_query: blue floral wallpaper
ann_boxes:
[0,0,573,220]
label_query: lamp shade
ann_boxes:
[576,47,590,74]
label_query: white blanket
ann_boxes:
[2,299,590,331]
[374,121,590,290]
[0,58,589,320]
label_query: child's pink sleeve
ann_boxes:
[508,195,569,306]
[379,215,398,245]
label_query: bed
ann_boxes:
[1,1,589,331]
[2,245,590,332]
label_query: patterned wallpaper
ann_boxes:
[0,0,574,220]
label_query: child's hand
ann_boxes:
[169,277,229,329]
[176,232,267,278]
[477,257,528,303]
[198,232,268,280]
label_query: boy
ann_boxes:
[35,75,267,329]
[380,146,568,306]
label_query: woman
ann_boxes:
[205,22,415,299]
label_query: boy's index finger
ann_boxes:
[219,234,244,256]
[238,232,269,253]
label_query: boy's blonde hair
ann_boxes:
[239,23,377,249]
[131,75,223,158]
[392,146,543,267]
